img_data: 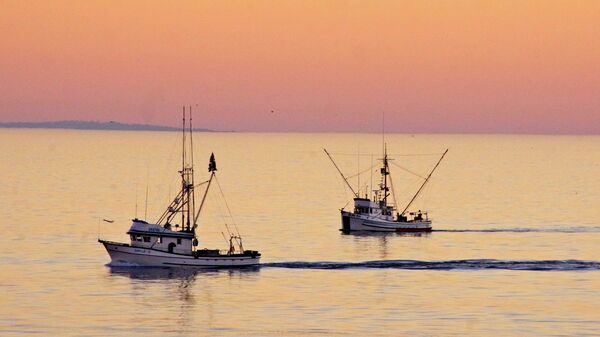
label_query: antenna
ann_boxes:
[144,184,149,220]
[134,182,138,218]
[357,145,360,195]
[382,112,385,156]
[370,153,373,199]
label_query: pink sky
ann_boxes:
[1,1,599,133]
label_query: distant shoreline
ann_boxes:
[0,121,215,132]
[0,121,596,135]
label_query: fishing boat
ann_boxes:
[98,108,261,267]
[324,145,448,233]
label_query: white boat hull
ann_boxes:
[341,211,432,232]
[99,240,261,268]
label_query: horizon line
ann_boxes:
[0,120,598,136]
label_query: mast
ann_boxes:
[189,105,196,231]
[400,149,449,216]
[382,143,389,211]
[323,148,358,197]
[179,106,195,231]
[387,160,398,211]
[181,106,186,230]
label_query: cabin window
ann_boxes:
[135,235,143,242]
[143,236,150,242]
[130,235,134,240]
[177,238,182,245]
[157,237,162,244]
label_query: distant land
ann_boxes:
[0,121,214,132]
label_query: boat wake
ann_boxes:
[434,226,600,233]
[262,259,600,271]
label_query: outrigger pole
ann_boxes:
[323,148,358,197]
[194,171,214,227]
[194,153,218,227]
[400,149,449,216]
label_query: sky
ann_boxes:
[1,0,599,133]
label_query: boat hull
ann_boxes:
[99,240,261,268]
[341,211,432,232]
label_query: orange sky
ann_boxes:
[1,0,599,133]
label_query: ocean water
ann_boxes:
[0,130,599,336]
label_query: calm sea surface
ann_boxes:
[1,130,599,336]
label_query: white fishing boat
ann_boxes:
[99,108,261,267]
[324,145,447,233]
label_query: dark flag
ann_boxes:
[208,153,217,172]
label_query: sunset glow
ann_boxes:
[1,0,599,133]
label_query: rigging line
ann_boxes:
[225,224,233,237]
[214,175,237,226]
[388,153,444,157]
[420,178,433,209]
[194,180,210,188]
[225,223,241,249]
[209,178,233,230]
[346,163,378,180]
[213,179,242,247]
[389,161,427,180]
[162,162,181,216]
[233,223,242,238]
[209,187,229,228]
[156,187,184,224]
[221,232,230,246]
[325,152,441,157]
[160,129,181,212]
[321,152,378,157]
[323,148,358,197]
[401,149,448,215]
[337,173,352,203]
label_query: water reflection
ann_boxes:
[106,266,260,334]
[341,231,431,259]
[341,231,432,238]
[107,266,260,280]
